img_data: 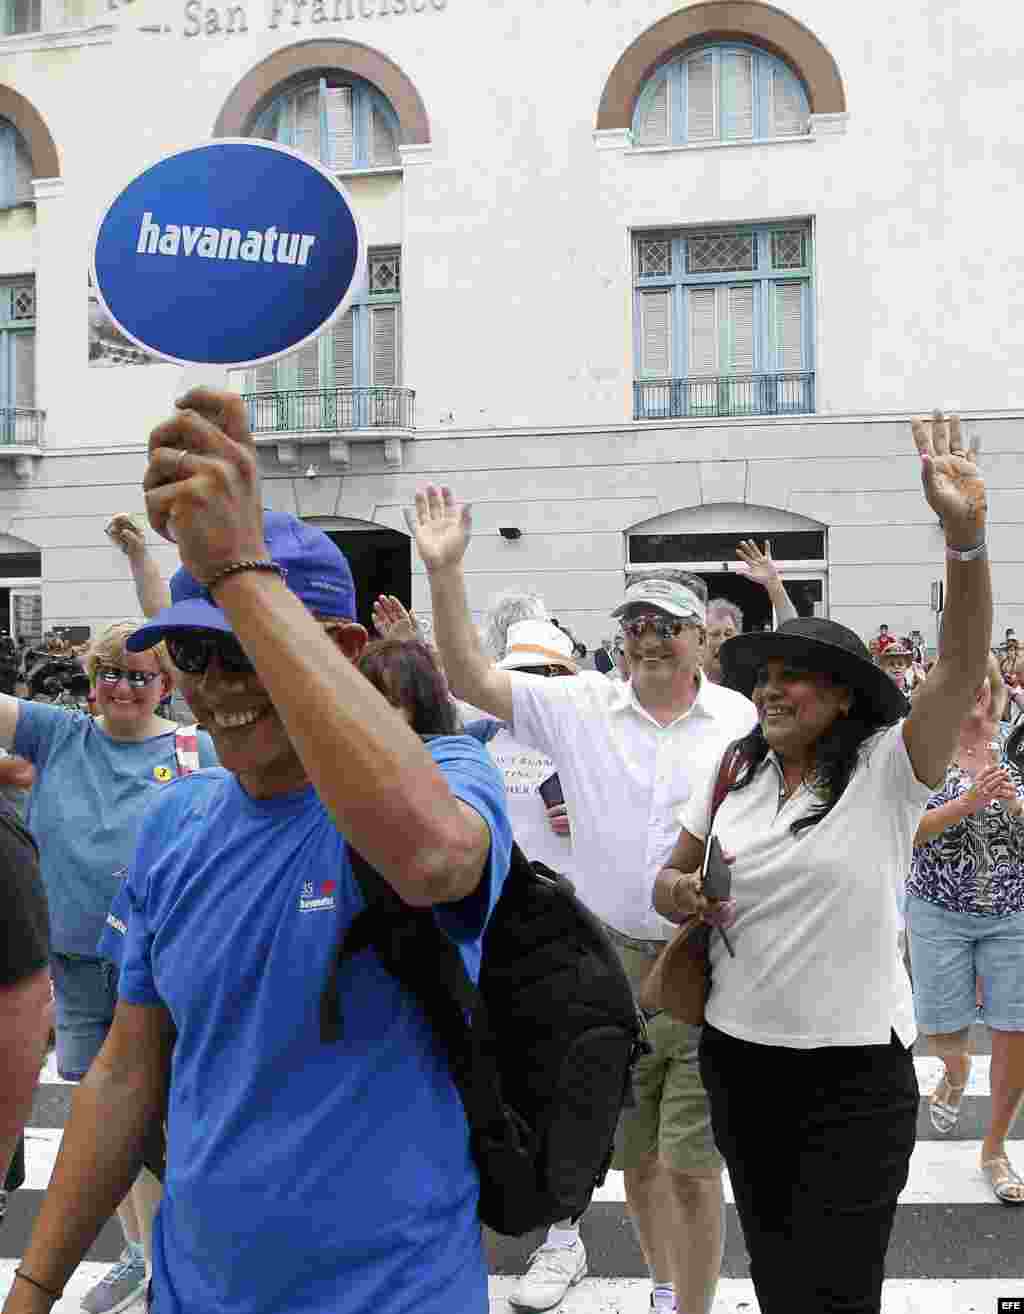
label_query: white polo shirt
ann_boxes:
[680,722,932,1049]
[509,670,757,940]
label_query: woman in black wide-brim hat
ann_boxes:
[653,412,993,1314]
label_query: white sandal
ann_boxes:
[929,1072,968,1134]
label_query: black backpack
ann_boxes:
[320,843,649,1237]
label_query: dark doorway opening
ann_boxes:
[325,528,411,634]
[696,573,773,632]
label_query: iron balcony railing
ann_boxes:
[634,372,815,420]
[0,407,44,447]
[242,387,415,435]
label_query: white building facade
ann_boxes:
[0,0,1020,646]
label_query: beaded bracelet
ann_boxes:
[945,540,987,562]
[14,1268,63,1301]
[205,559,287,594]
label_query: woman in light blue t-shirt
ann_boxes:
[0,618,216,1314]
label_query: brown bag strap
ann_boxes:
[709,740,750,830]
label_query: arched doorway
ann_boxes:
[311,520,411,633]
[625,502,828,631]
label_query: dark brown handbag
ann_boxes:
[638,742,749,1024]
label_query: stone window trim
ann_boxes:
[214,39,429,146]
[0,85,59,179]
[596,0,846,130]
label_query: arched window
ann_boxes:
[632,44,809,147]
[0,117,34,209]
[252,74,401,171]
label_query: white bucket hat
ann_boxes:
[497,620,577,672]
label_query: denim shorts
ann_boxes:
[50,953,117,1081]
[907,894,1024,1034]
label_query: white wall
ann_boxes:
[1,0,1023,444]
[0,0,1021,644]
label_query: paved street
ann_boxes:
[3,1029,1021,1314]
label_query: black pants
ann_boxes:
[699,1023,918,1314]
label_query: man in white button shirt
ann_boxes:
[408,485,757,1314]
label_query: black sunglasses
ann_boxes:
[165,630,255,676]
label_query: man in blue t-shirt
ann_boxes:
[5,391,512,1314]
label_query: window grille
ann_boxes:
[370,250,401,294]
[637,238,672,278]
[772,229,807,269]
[686,232,756,274]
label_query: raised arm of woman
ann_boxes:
[904,413,992,788]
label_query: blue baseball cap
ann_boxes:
[126,511,357,651]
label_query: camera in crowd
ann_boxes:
[23,649,92,705]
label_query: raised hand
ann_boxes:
[372,595,421,642]
[143,388,267,583]
[911,410,987,547]
[405,485,473,575]
[734,539,780,591]
[104,513,147,559]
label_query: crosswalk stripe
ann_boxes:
[38,1053,73,1087]
[487,1278,1024,1313]
[0,1261,141,1314]
[23,1126,1013,1205]
[5,1269,1018,1314]
[588,1141,1011,1206]
[915,1054,990,1097]
[32,1053,992,1097]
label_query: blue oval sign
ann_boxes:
[91,139,363,367]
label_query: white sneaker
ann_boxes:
[509,1239,587,1311]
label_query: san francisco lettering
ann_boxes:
[135,213,317,266]
[268,0,447,28]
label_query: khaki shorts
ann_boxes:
[612,943,721,1178]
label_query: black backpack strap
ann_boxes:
[322,846,513,1148]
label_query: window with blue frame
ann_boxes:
[238,249,403,430]
[252,74,401,171]
[0,0,41,36]
[0,280,36,443]
[633,224,814,419]
[0,118,34,209]
[632,44,810,148]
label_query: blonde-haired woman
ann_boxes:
[0,619,217,1311]
[906,654,1024,1204]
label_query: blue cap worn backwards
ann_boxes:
[126,512,357,652]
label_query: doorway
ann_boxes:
[697,573,773,632]
[324,528,411,634]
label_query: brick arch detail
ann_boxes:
[0,86,59,179]
[213,39,430,144]
[596,1,846,128]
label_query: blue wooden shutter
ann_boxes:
[687,287,718,375]
[640,290,673,377]
[370,306,400,386]
[370,101,399,165]
[292,84,319,160]
[636,75,670,146]
[720,52,754,140]
[322,82,354,169]
[770,66,809,136]
[12,330,33,407]
[772,281,805,371]
[685,53,716,141]
[0,122,15,209]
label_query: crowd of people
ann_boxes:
[0,397,1019,1314]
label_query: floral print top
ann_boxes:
[906,726,1024,917]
